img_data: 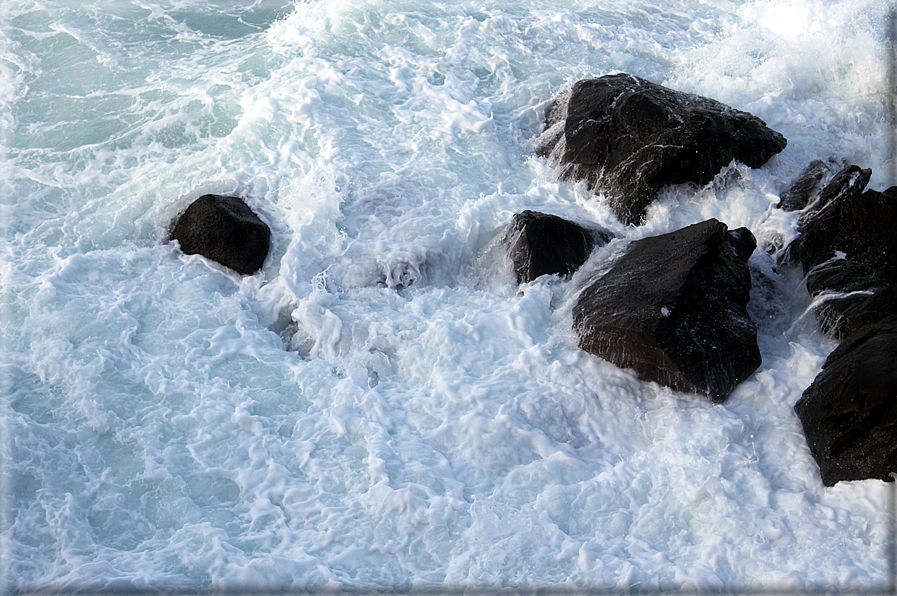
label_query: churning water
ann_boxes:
[1,0,895,592]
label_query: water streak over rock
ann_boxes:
[786,165,897,338]
[777,159,838,212]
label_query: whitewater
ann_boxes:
[1,0,895,592]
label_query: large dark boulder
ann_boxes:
[794,316,897,486]
[535,74,787,225]
[170,194,270,275]
[502,210,611,284]
[573,219,761,402]
[785,166,897,337]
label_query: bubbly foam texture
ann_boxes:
[1,0,893,591]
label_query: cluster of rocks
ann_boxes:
[517,74,894,485]
[520,74,783,404]
[167,73,895,487]
[776,162,897,486]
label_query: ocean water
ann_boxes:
[1,0,895,592]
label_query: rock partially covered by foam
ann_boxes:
[794,316,897,486]
[170,194,270,275]
[501,210,611,284]
[535,74,787,225]
[786,165,897,338]
[573,219,761,403]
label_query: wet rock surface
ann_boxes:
[170,194,271,275]
[573,219,761,402]
[794,316,897,486]
[536,73,787,225]
[781,162,897,485]
[785,165,897,338]
[777,159,838,212]
[502,210,611,284]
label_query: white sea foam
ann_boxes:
[1,0,894,592]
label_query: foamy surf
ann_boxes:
[1,0,894,592]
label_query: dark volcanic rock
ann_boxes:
[788,164,873,270]
[786,166,897,337]
[810,284,897,340]
[786,166,897,486]
[502,210,611,284]
[573,219,761,402]
[170,194,270,275]
[806,268,897,340]
[777,159,837,212]
[794,316,897,486]
[536,74,787,225]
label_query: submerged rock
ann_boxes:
[786,165,897,338]
[794,316,897,486]
[573,219,760,403]
[502,210,611,284]
[170,194,270,275]
[536,74,787,225]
